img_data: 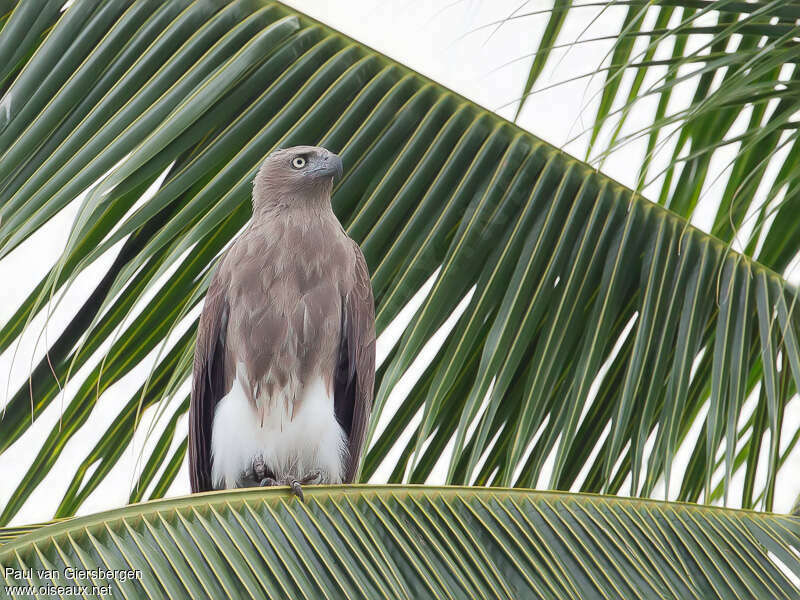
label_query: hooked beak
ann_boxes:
[314,153,343,180]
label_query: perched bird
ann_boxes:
[188,146,375,499]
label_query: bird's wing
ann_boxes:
[189,266,229,492]
[335,244,376,483]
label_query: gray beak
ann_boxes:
[316,153,343,180]
[331,154,343,179]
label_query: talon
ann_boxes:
[289,479,304,501]
[260,477,278,487]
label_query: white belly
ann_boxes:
[210,372,347,489]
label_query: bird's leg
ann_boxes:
[237,457,267,487]
[252,455,267,480]
[300,471,321,484]
[252,455,279,487]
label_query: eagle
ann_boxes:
[188,146,375,499]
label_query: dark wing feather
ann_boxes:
[189,266,229,492]
[335,244,376,483]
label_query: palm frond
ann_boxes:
[2,487,800,599]
[514,0,800,274]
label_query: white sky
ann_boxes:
[284,0,671,192]
[0,0,798,525]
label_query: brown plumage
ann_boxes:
[188,146,375,497]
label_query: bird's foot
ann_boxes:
[300,471,321,485]
[254,469,321,499]
[288,479,304,501]
[253,456,281,487]
[285,472,321,501]
[237,461,266,488]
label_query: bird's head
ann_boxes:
[252,145,343,213]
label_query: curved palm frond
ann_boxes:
[514,0,800,269]
[2,487,800,599]
[0,0,798,526]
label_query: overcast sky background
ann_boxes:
[1,0,798,526]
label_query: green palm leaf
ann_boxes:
[0,0,798,527]
[2,487,800,599]
[514,0,800,269]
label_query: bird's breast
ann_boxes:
[221,221,351,416]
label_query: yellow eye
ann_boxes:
[292,156,306,169]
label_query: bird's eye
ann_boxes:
[292,156,306,169]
